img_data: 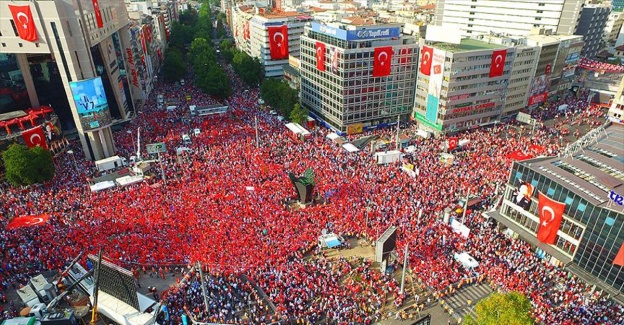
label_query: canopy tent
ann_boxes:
[454,252,479,268]
[90,181,116,192]
[318,233,343,249]
[116,175,144,187]
[326,133,340,140]
[342,143,360,152]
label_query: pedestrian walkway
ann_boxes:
[443,283,493,322]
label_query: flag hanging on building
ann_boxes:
[8,4,38,42]
[7,214,51,230]
[545,63,552,75]
[244,20,250,40]
[399,48,411,65]
[537,192,565,244]
[22,126,48,149]
[489,49,507,77]
[373,47,393,77]
[92,0,104,28]
[614,242,624,267]
[316,42,326,72]
[268,25,289,60]
[420,46,433,76]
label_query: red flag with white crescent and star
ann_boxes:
[399,48,411,65]
[447,137,458,151]
[7,214,51,230]
[420,46,433,76]
[8,4,38,42]
[489,49,507,77]
[316,42,326,71]
[22,126,48,149]
[268,25,289,60]
[537,192,565,244]
[614,242,624,266]
[92,0,104,28]
[373,47,393,77]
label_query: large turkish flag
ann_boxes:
[268,25,289,60]
[489,49,507,77]
[8,4,38,42]
[22,126,48,149]
[537,192,566,244]
[92,0,104,28]
[420,46,433,76]
[316,42,326,72]
[614,242,624,267]
[373,47,393,77]
[7,214,51,230]
[447,137,458,151]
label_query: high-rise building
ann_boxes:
[608,76,624,123]
[433,0,585,37]
[613,0,624,12]
[486,124,624,301]
[0,0,134,160]
[575,4,611,58]
[299,20,418,133]
[413,38,513,134]
[604,11,624,52]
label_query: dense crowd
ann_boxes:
[1,57,622,324]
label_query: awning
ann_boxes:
[485,210,572,264]
[342,143,360,152]
[326,237,342,248]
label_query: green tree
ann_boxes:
[162,48,186,82]
[260,78,298,117]
[463,292,534,325]
[232,51,264,86]
[219,40,236,63]
[189,38,215,66]
[198,65,231,98]
[289,103,308,125]
[2,144,54,186]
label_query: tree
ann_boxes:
[289,103,308,125]
[2,144,54,186]
[232,51,263,86]
[199,65,231,99]
[260,78,299,117]
[162,48,186,82]
[463,292,534,325]
[189,38,215,67]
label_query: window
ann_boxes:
[537,10,543,13]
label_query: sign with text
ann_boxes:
[146,142,167,154]
[311,22,400,41]
[69,77,112,131]
[346,123,363,135]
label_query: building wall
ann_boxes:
[433,0,583,37]
[300,26,418,132]
[608,76,624,123]
[575,6,611,58]
[501,162,624,293]
[604,11,624,51]
[413,42,512,134]
[503,46,540,116]
[550,37,583,94]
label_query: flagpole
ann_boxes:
[462,189,471,224]
[400,244,409,294]
[255,116,259,148]
[395,114,400,150]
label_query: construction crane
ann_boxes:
[90,249,103,325]
[54,252,84,292]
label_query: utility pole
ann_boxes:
[400,244,409,294]
[395,115,401,150]
[255,116,259,148]
[462,188,471,224]
[197,262,210,314]
[158,152,167,186]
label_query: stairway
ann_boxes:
[443,283,493,321]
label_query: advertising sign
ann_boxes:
[426,48,445,123]
[311,22,400,41]
[346,123,363,135]
[146,142,167,154]
[565,52,580,64]
[69,77,112,131]
[527,75,550,106]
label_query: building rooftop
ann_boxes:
[521,123,624,214]
[432,38,506,53]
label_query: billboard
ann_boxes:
[527,75,550,106]
[426,48,445,124]
[311,22,400,41]
[69,77,113,131]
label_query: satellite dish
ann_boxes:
[321,229,327,235]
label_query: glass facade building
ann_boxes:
[489,124,624,296]
[299,22,418,134]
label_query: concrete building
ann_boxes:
[0,0,135,160]
[608,76,624,123]
[231,4,312,78]
[433,0,584,37]
[613,0,624,12]
[604,11,624,52]
[413,38,513,134]
[486,123,624,302]
[299,20,418,134]
[549,34,584,94]
[575,4,610,58]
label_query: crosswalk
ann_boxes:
[443,283,493,321]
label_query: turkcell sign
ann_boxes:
[311,22,400,41]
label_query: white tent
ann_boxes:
[454,252,479,269]
[326,133,340,140]
[94,291,156,325]
[342,143,360,152]
[90,181,116,192]
[116,175,144,187]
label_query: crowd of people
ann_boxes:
[1,53,622,324]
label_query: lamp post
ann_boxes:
[66,150,79,172]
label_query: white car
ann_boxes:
[193,128,201,136]
[182,134,191,144]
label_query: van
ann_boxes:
[193,128,201,137]
[167,106,177,112]
[182,134,191,144]
[157,94,164,104]
[180,79,185,86]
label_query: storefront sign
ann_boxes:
[528,92,548,106]
[311,22,400,41]
[449,101,495,114]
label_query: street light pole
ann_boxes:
[67,150,78,172]
[127,130,136,155]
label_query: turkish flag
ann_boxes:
[537,192,566,244]
[8,4,38,42]
[7,214,51,230]
[505,150,533,161]
[373,47,393,77]
[22,126,48,149]
[268,25,289,60]
[545,63,552,75]
[614,242,624,266]
[489,49,507,77]
[447,137,458,151]
[92,0,104,29]
[316,42,326,71]
[420,46,433,76]
[399,48,411,65]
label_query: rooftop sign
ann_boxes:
[311,22,400,41]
